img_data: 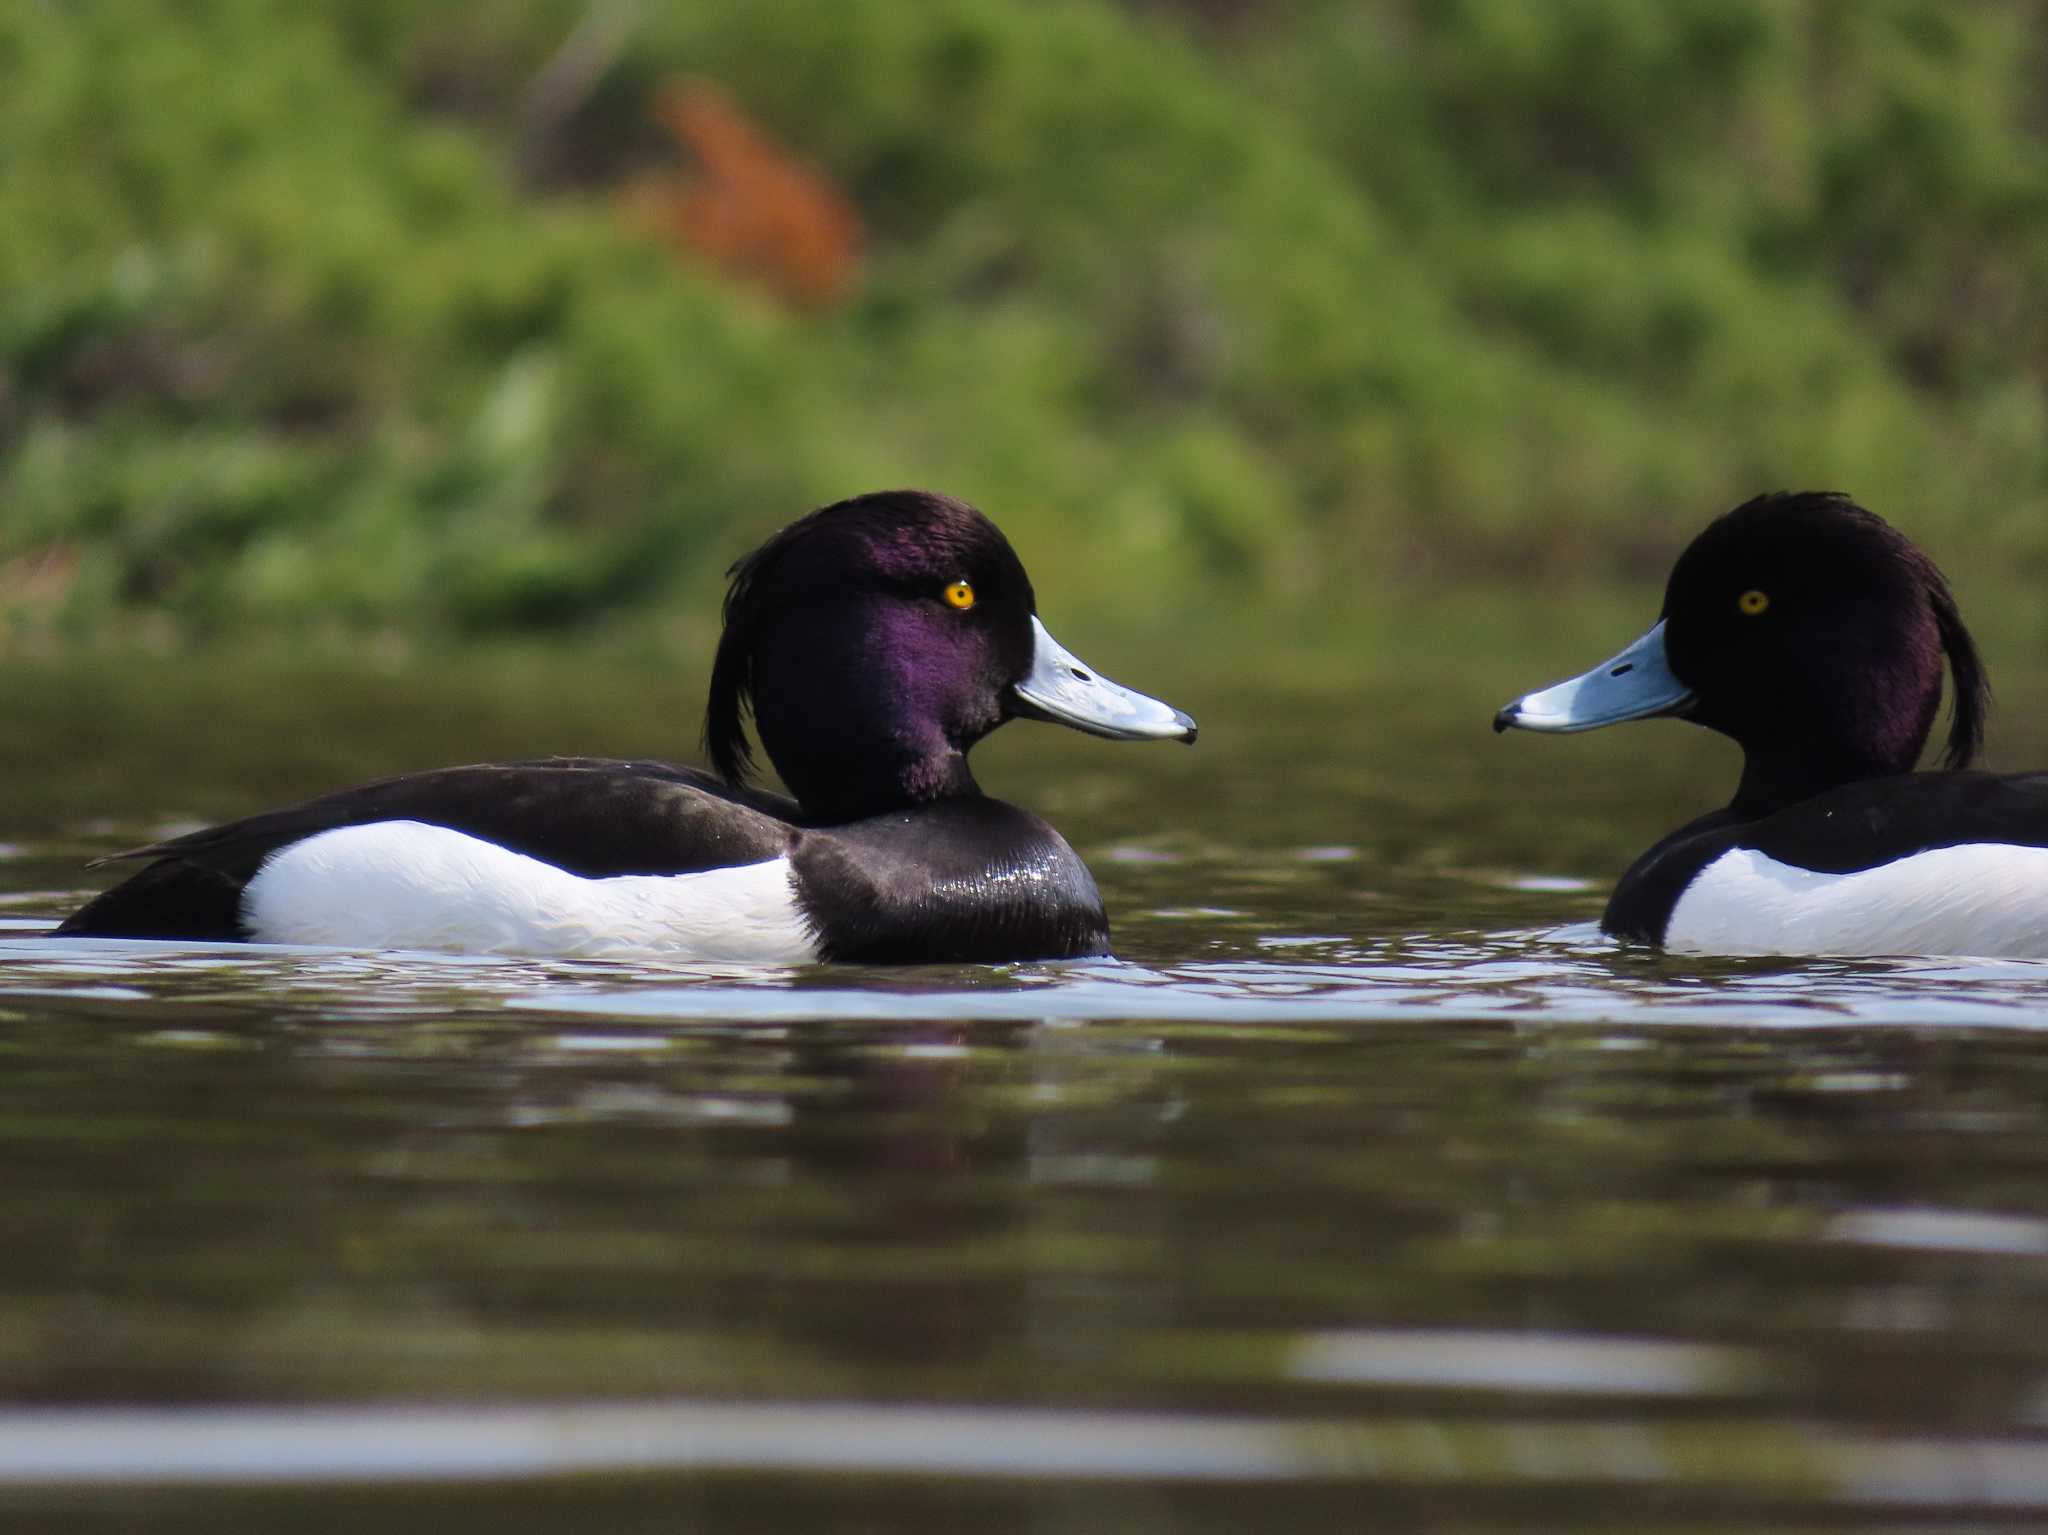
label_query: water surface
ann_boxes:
[5,644,2048,1532]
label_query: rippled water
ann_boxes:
[7,647,2048,1532]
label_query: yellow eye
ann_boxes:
[1738,589,1770,616]
[943,580,976,610]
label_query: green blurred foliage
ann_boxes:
[3,0,2048,644]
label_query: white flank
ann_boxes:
[1667,843,2048,959]
[241,821,818,961]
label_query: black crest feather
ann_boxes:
[1929,560,1989,770]
[704,534,776,786]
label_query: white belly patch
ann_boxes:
[1666,842,2048,959]
[241,821,819,961]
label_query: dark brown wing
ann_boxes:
[58,758,801,940]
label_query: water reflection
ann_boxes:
[9,1396,2048,1504]
[1286,1330,1773,1397]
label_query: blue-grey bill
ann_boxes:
[1013,616,1198,743]
[1493,619,1695,734]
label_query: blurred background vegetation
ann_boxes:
[6,0,2048,653]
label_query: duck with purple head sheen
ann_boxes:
[57,491,1196,963]
[1492,491,2048,958]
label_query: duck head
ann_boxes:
[1494,492,1989,818]
[706,490,1196,820]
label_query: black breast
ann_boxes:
[1601,809,1745,944]
[790,799,1110,963]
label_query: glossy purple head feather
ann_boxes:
[705,490,1037,818]
[1660,491,1988,813]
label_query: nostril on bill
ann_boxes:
[1070,668,1090,681]
[1610,663,1634,677]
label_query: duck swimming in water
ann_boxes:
[1490,491,2048,958]
[58,490,1197,963]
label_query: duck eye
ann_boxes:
[1738,589,1770,616]
[943,580,976,611]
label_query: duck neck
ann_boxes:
[1724,644,1942,821]
[1728,738,1915,822]
[768,725,982,824]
